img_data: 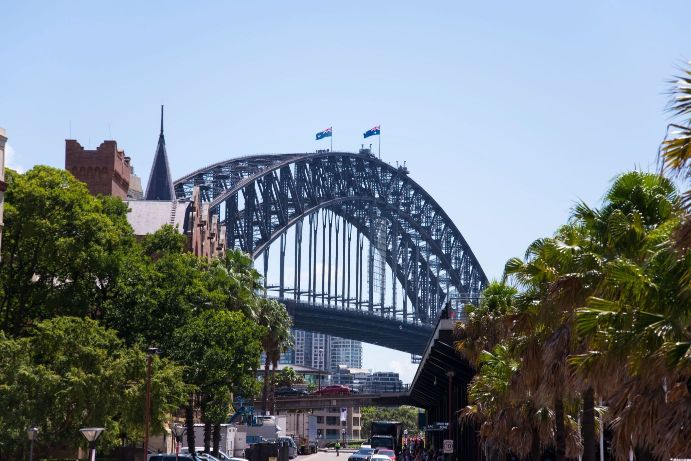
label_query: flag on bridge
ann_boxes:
[316,127,332,140]
[363,125,380,138]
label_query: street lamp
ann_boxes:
[26,426,38,461]
[144,347,159,457]
[172,424,186,461]
[317,348,324,390]
[80,427,104,461]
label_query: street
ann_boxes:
[298,450,354,461]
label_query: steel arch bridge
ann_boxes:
[174,150,488,354]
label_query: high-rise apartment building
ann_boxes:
[288,329,362,372]
[329,337,362,372]
[292,330,329,370]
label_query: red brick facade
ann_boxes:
[65,139,131,198]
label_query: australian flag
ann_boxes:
[316,127,332,140]
[363,125,380,138]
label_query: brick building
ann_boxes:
[65,139,131,198]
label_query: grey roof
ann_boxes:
[145,106,175,200]
[126,200,188,236]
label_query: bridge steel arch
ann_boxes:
[174,151,488,328]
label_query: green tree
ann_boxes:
[360,406,420,440]
[275,366,305,388]
[170,310,264,455]
[255,298,293,414]
[0,167,134,335]
[0,317,187,458]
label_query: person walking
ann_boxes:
[335,441,341,456]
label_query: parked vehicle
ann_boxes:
[149,455,202,461]
[313,385,350,396]
[370,455,393,461]
[180,447,241,461]
[275,387,308,397]
[278,436,298,458]
[376,449,396,461]
[370,421,402,456]
[348,447,376,461]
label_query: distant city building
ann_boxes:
[364,371,403,394]
[329,337,362,372]
[329,366,403,394]
[292,330,329,370]
[0,128,6,260]
[287,330,361,372]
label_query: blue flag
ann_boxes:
[363,125,380,138]
[316,127,332,140]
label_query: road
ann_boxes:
[298,450,353,461]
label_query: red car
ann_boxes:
[313,385,351,396]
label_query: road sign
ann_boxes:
[443,439,453,454]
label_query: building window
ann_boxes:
[326,429,339,439]
[353,429,360,439]
[316,416,323,423]
[326,416,339,426]
[352,417,360,426]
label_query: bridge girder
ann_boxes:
[174,152,488,327]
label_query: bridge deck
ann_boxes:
[260,393,412,411]
[280,298,434,355]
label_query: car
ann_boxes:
[275,387,309,397]
[313,385,350,396]
[180,448,240,461]
[348,447,376,461]
[197,454,221,461]
[376,449,396,461]
[148,455,202,461]
[278,436,298,458]
[370,455,393,461]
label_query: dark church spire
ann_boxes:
[145,105,175,201]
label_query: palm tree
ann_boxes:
[255,298,293,414]
[572,174,688,460]
[661,64,691,204]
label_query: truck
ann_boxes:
[370,421,403,456]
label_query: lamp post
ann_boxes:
[172,424,186,461]
[80,427,104,461]
[317,348,324,390]
[144,347,159,457]
[26,426,38,461]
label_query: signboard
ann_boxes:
[443,440,454,454]
[308,415,317,442]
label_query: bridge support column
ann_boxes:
[279,233,286,298]
[294,219,303,300]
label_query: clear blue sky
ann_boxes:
[2,1,689,382]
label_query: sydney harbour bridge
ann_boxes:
[173,149,488,355]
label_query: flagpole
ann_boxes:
[378,130,381,159]
[331,127,333,152]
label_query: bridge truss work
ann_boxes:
[174,150,488,343]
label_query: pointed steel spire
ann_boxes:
[145,105,175,201]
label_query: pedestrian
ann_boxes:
[335,440,341,456]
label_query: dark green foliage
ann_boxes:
[0,166,286,457]
[360,406,420,440]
